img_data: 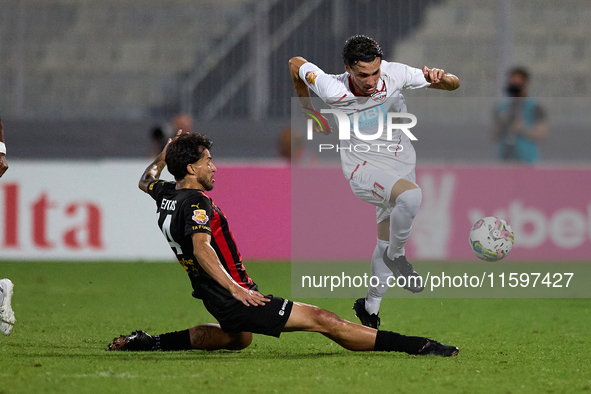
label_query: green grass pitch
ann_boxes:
[1,261,589,394]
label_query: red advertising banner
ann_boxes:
[0,161,290,261]
[293,165,591,261]
[2,162,590,261]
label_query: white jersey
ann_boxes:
[299,60,430,179]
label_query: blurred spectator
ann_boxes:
[492,67,548,163]
[150,114,193,157]
[150,125,167,157]
[173,114,193,133]
[278,128,309,164]
[0,116,8,177]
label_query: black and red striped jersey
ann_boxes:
[147,180,257,298]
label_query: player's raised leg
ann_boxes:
[387,178,421,258]
[350,172,423,328]
[383,178,424,293]
[285,302,458,356]
[353,237,389,328]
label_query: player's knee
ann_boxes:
[395,188,422,217]
[390,179,419,201]
[228,332,252,350]
[313,308,346,334]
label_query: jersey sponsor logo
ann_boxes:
[192,209,208,224]
[192,225,210,232]
[305,71,318,85]
[178,258,194,270]
[348,104,387,130]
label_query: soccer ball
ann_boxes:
[469,217,514,261]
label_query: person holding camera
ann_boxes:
[492,67,548,163]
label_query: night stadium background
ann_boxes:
[1,1,590,393]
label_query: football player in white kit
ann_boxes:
[289,35,459,328]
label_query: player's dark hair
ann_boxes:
[509,66,530,81]
[342,35,384,67]
[166,133,213,181]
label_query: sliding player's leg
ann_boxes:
[108,323,251,351]
[284,302,376,350]
[189,324,252,350]
[284,302,458,356]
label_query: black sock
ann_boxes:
[374,330,428,354]
[155,329,192,351]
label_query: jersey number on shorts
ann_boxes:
[161,214,183,255]
[372,182,385,200]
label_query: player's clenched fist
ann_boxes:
[422,66,445,84]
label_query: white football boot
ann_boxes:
[0,279,16,335]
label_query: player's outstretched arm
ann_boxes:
[138,141,169,193]
[289,56,312,102]
[139,130,188,193]
[191,233,270,307]
[423,66,460,91]
[289,57,331,135]
[0,116,8,178]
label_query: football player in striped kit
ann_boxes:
[107,132,458,357]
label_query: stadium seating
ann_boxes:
[0,0,252,118]
[1,0,589,161]
[394,0,591,97]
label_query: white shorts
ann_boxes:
[349,163,416,224]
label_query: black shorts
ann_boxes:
[202,294,293,338]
